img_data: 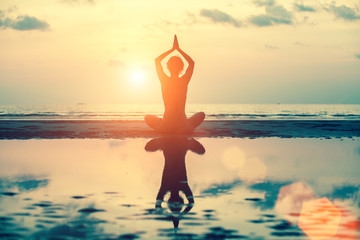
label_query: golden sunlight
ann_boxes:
[130,69,145,85]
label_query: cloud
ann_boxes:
[355,54,360,60]
[266,5,292,20]
[265,44,278,49]
[0,10,49,31]
[328,3,360,21]
[0,10,10,28]
[200,9,242,28]
[294,41,309,46]
[253,0,275,7]
[10,15,49,31]
[249,1,293,26]
[249,14,274,26]
[294,2,316,12]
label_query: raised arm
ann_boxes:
[155,186,167,207]
[174,36,194,83]
[155,48,173,82]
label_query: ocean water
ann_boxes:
[0,104,360,121]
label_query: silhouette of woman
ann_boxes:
[145,35,205,133]
[145,137,205,229]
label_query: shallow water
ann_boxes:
[0,138,359,239]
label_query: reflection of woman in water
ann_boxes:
[145,137,205,229]
[145,35,205,133]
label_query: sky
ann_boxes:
[0,0,359,104]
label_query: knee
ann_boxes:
[192,112,205,122]
[144,115,153,126]
[145,114,154,122]
[198,112,205,120]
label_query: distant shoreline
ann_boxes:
[0,120,359,139]
[1,104,360,121]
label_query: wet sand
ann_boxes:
[0,120,359,139]
[1,119,360,239]
[0,138,359,239]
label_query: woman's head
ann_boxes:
[167,56,184,77]
[168,192,184,214]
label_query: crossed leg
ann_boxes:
[145,112,205,132]
[145,115,162,131]
[187,112,205,130]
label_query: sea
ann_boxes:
[0,104,360,121]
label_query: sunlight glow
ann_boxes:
[299,197,341,240]
[131,69,145,85]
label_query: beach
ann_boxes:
[1,120,359,139]
[0,115,360,239]
[0,137,359,239]
[0,102,360,239]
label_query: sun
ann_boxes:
[131,69,145,85]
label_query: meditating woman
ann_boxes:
[145,35,205,133]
